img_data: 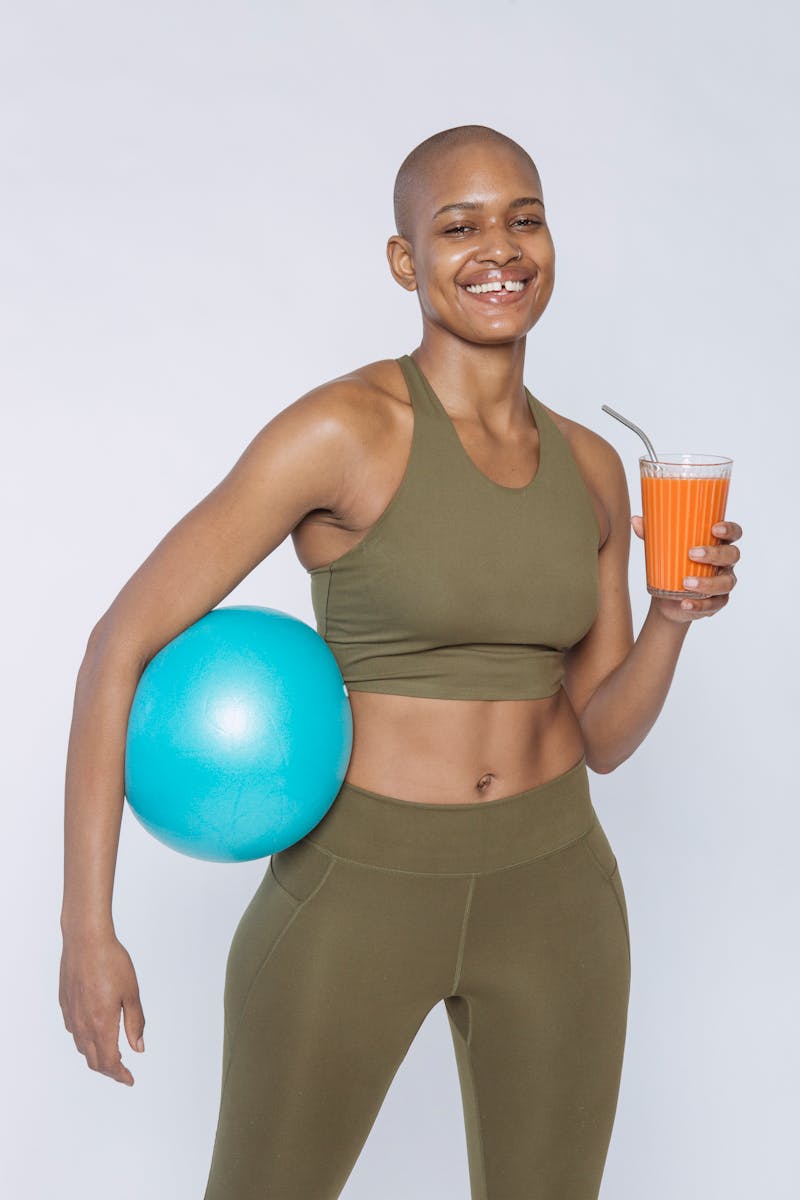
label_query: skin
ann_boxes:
[59,137,742,1087]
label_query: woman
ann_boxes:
[60,124,741,1199]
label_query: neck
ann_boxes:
[412,330,529,423]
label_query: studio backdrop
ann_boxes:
[3,1,796,1197]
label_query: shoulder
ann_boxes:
[250,359,409,519]
[538,399,631,528]
[248,357,407,469]
[538,399,621,470]
[279,357,409,441]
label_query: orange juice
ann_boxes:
[639,454,732,599]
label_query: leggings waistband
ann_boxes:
[305,755,595,875]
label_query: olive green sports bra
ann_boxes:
[307,353,601,700]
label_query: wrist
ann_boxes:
[60,911,116,944]
[647,595,694,633]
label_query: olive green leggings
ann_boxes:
[203,755,630,1199]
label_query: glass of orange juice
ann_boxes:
[639,453,733,599]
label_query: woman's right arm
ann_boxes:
[59,382,359,1086]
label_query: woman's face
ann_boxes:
[387,143,556,346]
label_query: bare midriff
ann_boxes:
[341,687,586,805]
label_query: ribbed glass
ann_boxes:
[639,453,733,600]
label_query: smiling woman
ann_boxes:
[386,127,557,365]
[202,125,638,1200]
[59,120,741,1200]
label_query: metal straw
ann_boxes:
[601,404,659,463]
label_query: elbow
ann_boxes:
[85,620,106,655]
[85,617,115,658]
[582,733,619,776]
[585,747,633,775]
[83,618,149,673]
[586,754,614,775]
[578,707,624,775]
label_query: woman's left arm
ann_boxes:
[562,439,742,774]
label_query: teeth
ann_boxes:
[465,280,526,293]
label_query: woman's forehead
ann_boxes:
[428,147,540,202]
[423,170,543,223]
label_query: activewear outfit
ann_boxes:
[203,353,630,1199]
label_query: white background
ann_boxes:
[3,1,797,1196]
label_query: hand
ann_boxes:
[59,933,146,1087]
[630,517,742,624]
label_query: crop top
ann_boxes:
[306,352,601,700]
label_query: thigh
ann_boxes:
[445,822,631,1200]
[204,839,450,1200]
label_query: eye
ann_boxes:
[444,218,543,235]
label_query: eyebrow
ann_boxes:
[432,197,544,221]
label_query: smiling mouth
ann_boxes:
[464,279,528,294]
[460,278,532,303]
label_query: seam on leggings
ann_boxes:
[463,999,489,1200]
[219,858,338,1101]
[303,823,594,879]
[581,815,617,878]
[608,862,631,963]
[608,870,631,965]
[579,838,631,963]
[580,821,618,885]
[451,875,477,995]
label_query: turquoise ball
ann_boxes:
[124,605,352,862]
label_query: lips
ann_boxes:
[460,277,533,305]
[459,268,530,287]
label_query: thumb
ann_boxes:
[123,993,146,1053]
[630,514,644,539]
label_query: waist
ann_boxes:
[304,753,594,874]
[342,687,585,804]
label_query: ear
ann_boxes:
[386,235,418,292]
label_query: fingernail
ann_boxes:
[682,600,694,609]
[688,547,706,558]
[137,1037,145,1052]
[683,577,699,588]
[712,524,725,534]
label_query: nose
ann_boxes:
[474,230,523,265]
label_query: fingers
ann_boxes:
[60,938,144,1086]
[683,527,740,601]
[684,519,742,605]
[711,521,742,542]
[688,543,741,567]
[681,568,737,602]
[680,592,731,616]
[638,515,741,618]
[71,1013,136,1086]
[683,562,738,588]
[123,991,146,1055]
[679,565,735,615]
[84,1035,135,1087]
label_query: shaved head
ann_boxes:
[393,125,540,242]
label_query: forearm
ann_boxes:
[580,598,692,774]
[61,633,145,942]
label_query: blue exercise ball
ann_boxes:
[124,605,353,863]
